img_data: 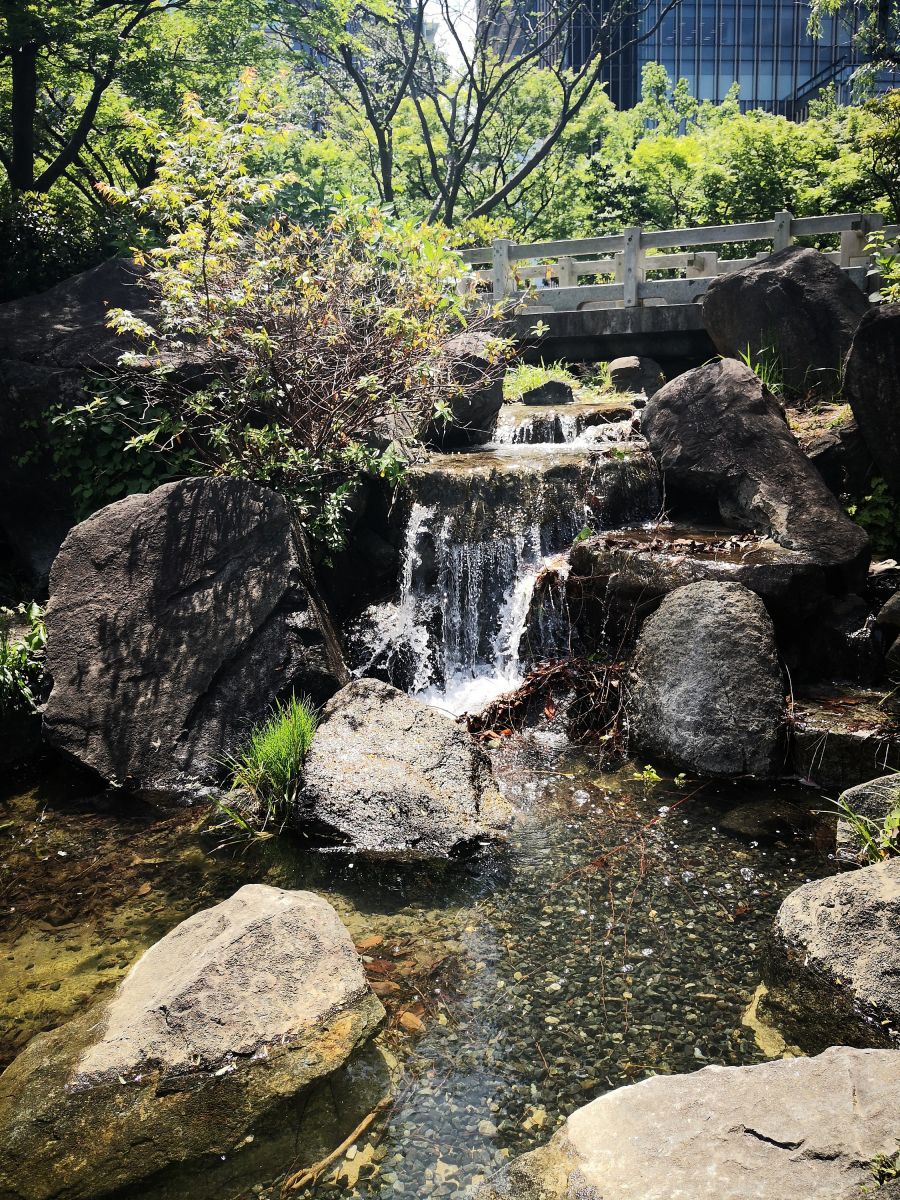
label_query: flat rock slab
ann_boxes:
[0,885,385,1200]
[790,689,900,791]
[475,1047,900,1200]
[763,858,900,1051]
[43,477,348,792]
[298,678,513,857]
[627,580,785,777]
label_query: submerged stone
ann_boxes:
[297,678,512,857]
[628,580,785,778]
[762,859,900,1052]
[474,1046,900,1200]
[0,885,385,1200]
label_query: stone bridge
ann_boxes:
[459,210,899,367]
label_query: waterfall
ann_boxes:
[350,419,660,715]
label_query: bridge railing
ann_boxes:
[458,211,899,312]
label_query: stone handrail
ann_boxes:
[459,211,900,311]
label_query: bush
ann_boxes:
[226,694,318,830]
[845,478,900,558]
[0,186,130,303]
[84,76,509,552]
[0,603,47,718]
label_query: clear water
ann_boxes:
[1,749,833,1199]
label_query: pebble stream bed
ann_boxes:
[0,740,833,1198]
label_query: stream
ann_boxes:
[0,399,835,1199]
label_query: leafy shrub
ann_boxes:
[226,694,318,830]
[42,382,194,522]
[0,186,130,303]
[0,603,47,718]
[845,478,900,558]
[85,76,508,552]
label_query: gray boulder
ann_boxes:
[297,678,513,857]
[0,885,386,1200]
[474,1046,900,1200]
[762,858,900,1051]
[835,775,900,864]
[520,378,574,406]
[427,330,505,447]
[607,354,665,398]
[877,589,900,629]
[641,358,870,586]
[628,580,784,777]
[702,246,869,396]
[43,477,348,793]
[844,304,900,495]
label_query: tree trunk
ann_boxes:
[9,42,38,191]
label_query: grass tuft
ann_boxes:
[225,694,318,832]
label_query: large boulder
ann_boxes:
[474,1047,900,1200]
[701,246,869,396]
[607,354,665,398]
[641,358,870,588]
[844,304,900,495]
[43,477,348,793]
[297,677,513,857]
[0,885,386,1200]
[426,331,505,447]
[628,580,784,777]
[762,858,900,1051]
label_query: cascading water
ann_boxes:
[351,405,660,714]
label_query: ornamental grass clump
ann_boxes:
[226,694,318,833]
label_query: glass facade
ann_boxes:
[628,0,854,112]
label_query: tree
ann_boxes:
[0,0,347,195]
[307,0,682,225]
[808,0,900,82]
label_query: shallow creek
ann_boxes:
[2,743,832,1199]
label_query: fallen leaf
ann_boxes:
[399,1011,425,1034]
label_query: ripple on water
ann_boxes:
[0,744,833,1198]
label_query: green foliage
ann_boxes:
[868,1146,900,1186]
[737,344,784,397]
[504,361,580,401]
[846,479,900,557]
[866,229,900,302]
[0,602,47,719]
[58,77,507,551]
[0,186,132,302]
[833,792,900,864]
[226,694,318,830]
[632,764,663,788]
[41,384,193,521]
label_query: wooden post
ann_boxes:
[773,210,793,252]
[557,255,577,289]
[623,226,641,307]
[491,238,513,299]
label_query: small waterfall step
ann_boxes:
[350,439,661,715]
[493,399,634,445]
